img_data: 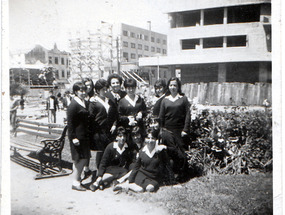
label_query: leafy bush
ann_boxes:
[187,106,272,175]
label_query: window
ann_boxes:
[144,45,149,51]
[131,32,135,38]
[163,49,167,54]
[66,59,69,65]
[227,35,247,47]
[61,58,65,65]
[123,52,129,61]
[123,41,128,47]
[138,54,142,58]
[182,39,200,50]
[61,70,65,78]
[163,40,166,45]
[156,38,160,43]
[67,70,70,77]
[204,8,224,25]
[131,53,136,59]
[151,47,155,52]
[228,5,260,23]
[138,44,142,50]
[48,56,52,64]
[123,30,128,36]
[55,57,59,64]
[157,48,161,53]
[151,37,155,42]
[131,43,136,48]
[203,37,223,48]
[144,35,149,41]
[137,34,143,39]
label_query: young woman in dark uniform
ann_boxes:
[89,79,117,170]
[117,78,147,144]
[114,128,167,192]
[89,127,131,191]
[67,82,90,191]
[159,77,191,181]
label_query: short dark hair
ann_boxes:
[72,82,86,95]
[165,77,183,96]
[94,79,108,93]
[107,73,123,86]
[124,78,137,88]
[82,78,94,97]
[154,79,166,89]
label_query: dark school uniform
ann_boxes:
[117,94,147,138]
[67,97,91,161]
[128,143,167,191]
[97,141,131,179]
[88,96,117,150]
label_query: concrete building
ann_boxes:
[25,44,70,84]
[139,0,271,84]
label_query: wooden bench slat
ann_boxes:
[11,142,41,152]
[11,137,43,149]
[17,123,63,135]
[16,128,59,139]
[18,119,65,128]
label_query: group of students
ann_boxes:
[67,73,191,193]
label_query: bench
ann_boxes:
[10,119,71,179]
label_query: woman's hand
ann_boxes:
[72,138,80,146]
[110,125,116,134]
[156,145,167,152]
[128,116,137,126]
[136,112,142,120]
[181,131,187,137]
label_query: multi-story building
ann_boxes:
[25,44,70,83]
[139,0,271,84]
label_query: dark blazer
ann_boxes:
[67,98,89,140]
[105,90,127,106]
[152,94,166,117]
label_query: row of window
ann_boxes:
[54,70,70,79]
[122,41,167,54]
[123,52,154,61]
[48,56,68,65]
[122,30,167,44]
[181,35,247,50]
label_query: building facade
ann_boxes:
[25,44,70,83]
[119,23,168,84]
[139,0,271,84]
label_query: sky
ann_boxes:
[9,0,170,53]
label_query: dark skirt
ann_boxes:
[69,138,91,161]
[133,170,159,191]
[91,132,110,151]
[105,166,128,179]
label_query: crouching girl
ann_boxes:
[114,128,167,193]
[90,127,131,191]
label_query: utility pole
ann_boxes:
[116,36,120,74]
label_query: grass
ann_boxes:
[127,173,273,215]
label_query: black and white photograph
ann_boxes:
[2,0,284,214]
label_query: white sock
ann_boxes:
[72,180,81,186]
[84,166,90,172]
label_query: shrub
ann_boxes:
[187,106,272,175]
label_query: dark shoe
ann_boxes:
[113,180,120,187]
[72,185,86,191]
[90,184,99,192]
[113,184,123,192]
[81,170,92,181]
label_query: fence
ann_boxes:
[182,82,272,106]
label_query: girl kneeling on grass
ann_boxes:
[90,127,131,191]
[114,128,167,193]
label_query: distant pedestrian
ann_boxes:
[10,95,20,131]
[46,90,58,123]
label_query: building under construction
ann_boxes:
[139,0,271,84]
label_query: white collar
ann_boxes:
[94,96,110,113]
[113,141,128,155]
[142,141,159,158]
[125,94,139,107]
[74,96,86,108]
[111,91,121,100]
[165,94,183,102]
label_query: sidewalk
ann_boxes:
[10,161,167,215]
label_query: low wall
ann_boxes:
[182,82,271,106]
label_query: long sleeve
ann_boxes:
[98,145,112,177]
[158,98,166,128]
[183,97,191,133]
[67,101,77,140]
[128,155,141,183]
